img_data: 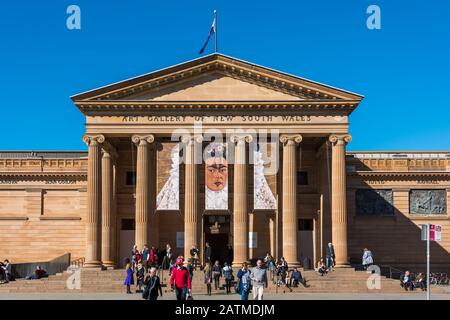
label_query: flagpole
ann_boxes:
[214,10,218,53]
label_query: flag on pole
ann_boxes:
[199,11,217,54]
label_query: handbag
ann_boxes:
[142,286,150,300]
[186,292,194,300]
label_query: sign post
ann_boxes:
[426,224,430,301]
[421,224,442,301]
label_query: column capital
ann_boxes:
[82,134,105,146]
[102,141,118,159]
[132,134,155,145]
[329,134,352,145]
[181,134,203,145]
[280,134,302,145]
[230,134,253,144]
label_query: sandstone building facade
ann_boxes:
[0,54,449,271]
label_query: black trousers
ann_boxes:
[225,279,232,293]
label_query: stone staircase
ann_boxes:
[0,267,447,295]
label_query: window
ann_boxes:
[297,171,308,185]
[121,219,135,230]
[126,171,136,186]
[298,219,313,231]
[355,189,394,216]
[409,190,446,215]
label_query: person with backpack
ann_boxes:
[222,262,233,294]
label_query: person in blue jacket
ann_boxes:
[237,262,251,300]
[124,262,134,294]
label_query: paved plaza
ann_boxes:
[0,291,449,300]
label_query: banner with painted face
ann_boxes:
[205,142,228,210]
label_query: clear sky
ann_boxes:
[0,1,449,151]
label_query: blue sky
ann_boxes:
[0,1,449,151]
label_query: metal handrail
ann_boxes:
[379,264,406,279]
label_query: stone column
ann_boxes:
[101,144,117,268]
[329,134,352,266]
[82,134,105,268]
[182,135,202,260]
[280,134,302,267]
[132,135,155,251]
[231,134,253,267]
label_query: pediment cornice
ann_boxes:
[71,54,363,104]
[75,100,360,115]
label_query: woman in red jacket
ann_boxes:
[169,256,192,300]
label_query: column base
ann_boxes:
[232,260,250,268]
[289,261,301,268]
[334,263,351,268]
[102,261,116,269]
[83,261,103,269]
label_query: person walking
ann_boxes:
[362,248,374,270]
[225,244,233,265]
[142,245,149,272]
[190,245,200,270]
[187,258,194,282]
[165,244,173,270]
[124,262,134,294]
[237,262,251,300]
[212,260,222,290]
[149,246,156,267]
[250,259,268,300]
[205,242,212,264]
[326,242,335,271]
[203,261,213,296]
[222,262,233,294]
[279,257,288,282]
[143,267,163,300]
[131,244,138,270]
[136,263,145,293]
[169,257,192,300]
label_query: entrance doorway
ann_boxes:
[119,218,135,268]
[298,219,314,268]
[204,214,231,264]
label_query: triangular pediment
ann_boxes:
[71,53,363,105]
[117,72,306,101]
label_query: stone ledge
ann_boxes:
[0,216,28,220]
[39,216,82,221]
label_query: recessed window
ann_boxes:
[126,171,136,186]
[298,219,313,231]
[121,219,135,231]
[297,171,308,185]
[356,189,394,216]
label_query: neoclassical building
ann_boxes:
[0,54,449,271]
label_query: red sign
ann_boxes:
[429,224,442,241]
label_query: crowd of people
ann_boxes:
[400,271,428,291]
